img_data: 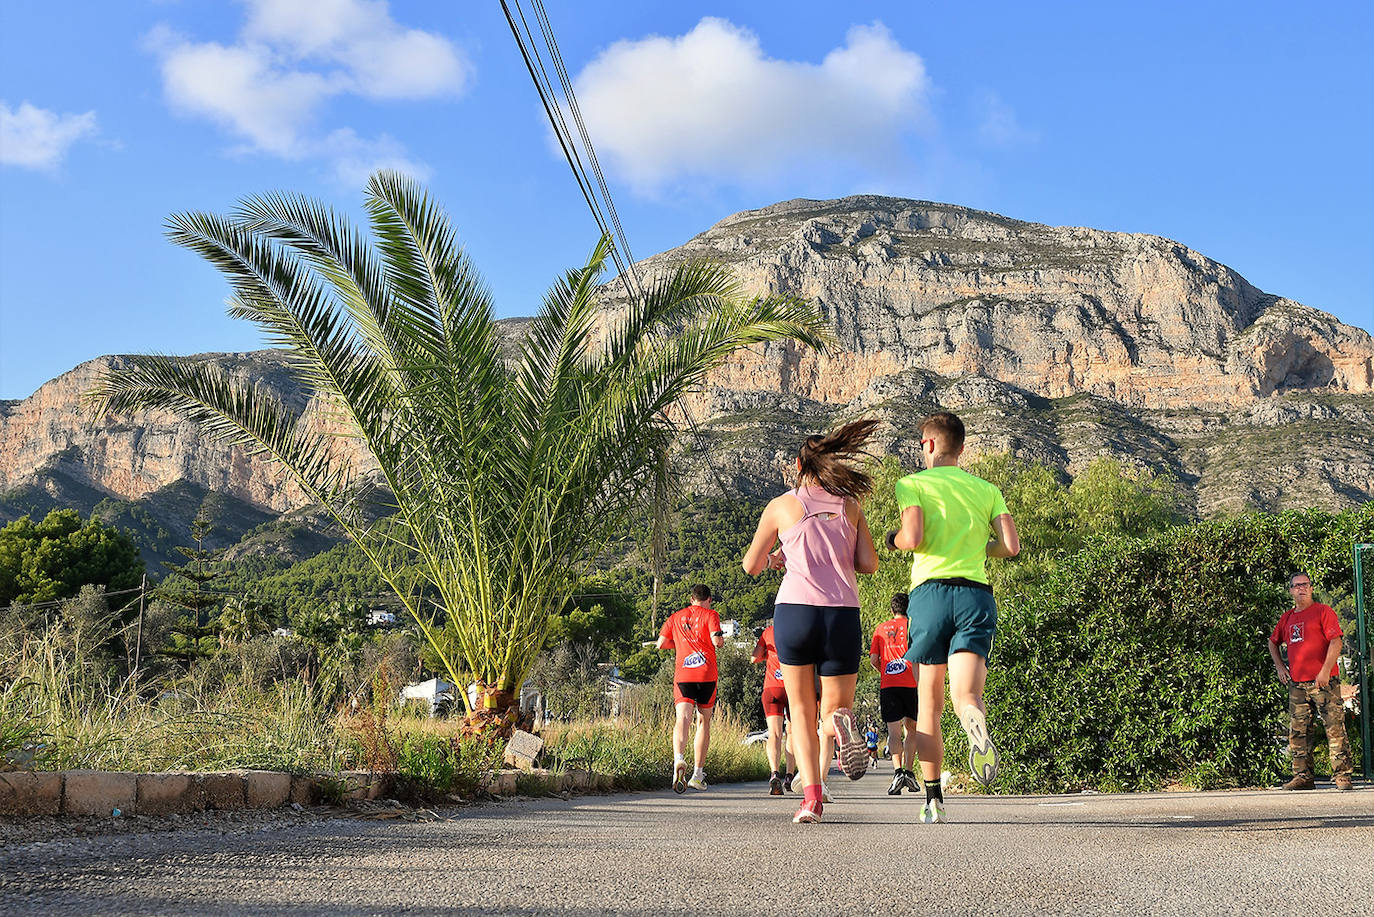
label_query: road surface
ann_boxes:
[3,764,1370,915]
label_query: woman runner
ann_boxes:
[743,419,880,824]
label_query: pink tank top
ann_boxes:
[774,486,860,607]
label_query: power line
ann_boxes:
[499,0,642,299]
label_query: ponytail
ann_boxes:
[797,418,879,498]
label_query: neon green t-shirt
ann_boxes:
[895,466,1010,589]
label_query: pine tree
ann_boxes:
[157,511,223,671]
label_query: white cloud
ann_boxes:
[573,19,930,193]
[147,0,470,177]
[976,91,1038,149]
[323,128,432,186]
[0,101,98,171]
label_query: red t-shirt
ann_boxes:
[753,624,784,687]
[1271,602,1342,682]
[660,604,722,683]
[870,616,917,689]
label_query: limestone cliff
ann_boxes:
[2,196,1370,535]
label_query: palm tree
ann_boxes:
[92,173,830,718]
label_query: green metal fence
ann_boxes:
[1355,543,1372,781]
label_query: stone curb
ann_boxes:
[0,770,395,818]
[1,767,614,817]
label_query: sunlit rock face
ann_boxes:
[2,196,1371,521]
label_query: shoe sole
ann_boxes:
[960,706,999,787]
[831,708,870,781]
[920,803,946,824]
[769,776,784,796]
[792,806,823,824]
[672,763,688,795]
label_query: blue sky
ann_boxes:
[2,0,1371,400]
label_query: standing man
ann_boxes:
[1268,572,1354,791]
[658,584,725,793]
[871,592,921,796]
[752,619,797,794]
[890,412,1019,824]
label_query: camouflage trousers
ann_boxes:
[1288,679,1352,778]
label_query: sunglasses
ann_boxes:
[1290,582,1311,589]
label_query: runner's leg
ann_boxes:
[886,721,905,772]
[819,673,859,779]
[781,664,821,790]
[915,662,947,787]
[673,701,694,762]
[693,706,714,770]
[947,650,988,719]
[766,714,785,773]
[902,717,920,775]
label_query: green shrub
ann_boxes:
[983,504,1372,792]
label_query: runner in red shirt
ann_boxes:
[1267,572,1352,790]
[869,592,921,796]
[753,620,797,794]
[657,584,724,793]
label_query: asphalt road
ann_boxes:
[3,763,1371,916]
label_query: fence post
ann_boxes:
[1355,544,1371,781]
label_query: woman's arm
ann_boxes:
[742,499,782,576]
[852,502,879,574]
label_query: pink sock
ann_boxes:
[803,784,823,804]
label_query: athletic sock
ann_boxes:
[925,781,943,803]
[693,767,705,780]
[674,754,685,766]
[803,784,823,804]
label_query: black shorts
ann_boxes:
[675,681,717,708]
[880,686,919,724]
[773,603,862,676]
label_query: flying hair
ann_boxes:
[797,418,880,499]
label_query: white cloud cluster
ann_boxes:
[0,101,98,171]
[148,0,469,177]
[574,19,930,193]
[976,91,1039,149]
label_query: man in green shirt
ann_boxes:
[889,412,1019,823]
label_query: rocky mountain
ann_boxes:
[2,196,1371,557]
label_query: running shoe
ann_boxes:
[769,772,784,796]
[831,708,870,781]
[887,772,905,796]
[902,770,923,793]
[959,704,999,787]
[792,799,823,824]
[672,761,689,794]
[688,774,708,791]
[783,772,794,793]
[821,782,832,803]
[920,798,946,823]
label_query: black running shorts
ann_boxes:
[879,685,918,724]
[674,681,717,708]
[772,603,862,676]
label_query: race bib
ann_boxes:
[683,652,707,669]
[885,659,909,676]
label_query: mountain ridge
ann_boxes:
[3,196,1371,555]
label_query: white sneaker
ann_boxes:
[687,774,708,791]
[672,761,688,794]
[821,782,832,803]
[920,798,946,823]
[959,705,999,787]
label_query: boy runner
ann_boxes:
[890,412,1019,823]
[657,584,725,792]
[752,620,797,794]
[870,592,921,795]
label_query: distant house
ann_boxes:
[399,677,455,715]
[367,609,396,627]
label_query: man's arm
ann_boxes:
[655,634,671,650]
[712,632,725,648]
[892,505,923,552]
[987,513,1020,559]
[869,651,882,672]
[1315,636,1342,688]
[1267,637,1289,685]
